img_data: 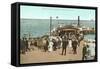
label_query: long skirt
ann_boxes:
[68,40,72,48]
[48,42,53,52]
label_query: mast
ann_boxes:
[50,16,52,36]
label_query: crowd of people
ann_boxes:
[50,33,79,55]
[48,32,82,55]
[20,32,95,60]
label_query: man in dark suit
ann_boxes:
[62,33,68,55]
[20,38,27,54]
[72,38,78,54]
[82,44,89,60]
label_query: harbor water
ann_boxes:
[20,19,95,39]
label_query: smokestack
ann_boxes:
[78,16,80,27]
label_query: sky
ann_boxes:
[20,5,95,20]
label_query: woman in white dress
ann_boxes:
[48,39,54,52]
[68,39,72,48]
[68,33,72,48]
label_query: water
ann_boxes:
[84,34,95,40]
[20,19,95,38]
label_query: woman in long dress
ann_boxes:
[68,33,72,48]
[68,39,72,48]
[48,39,54,52]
